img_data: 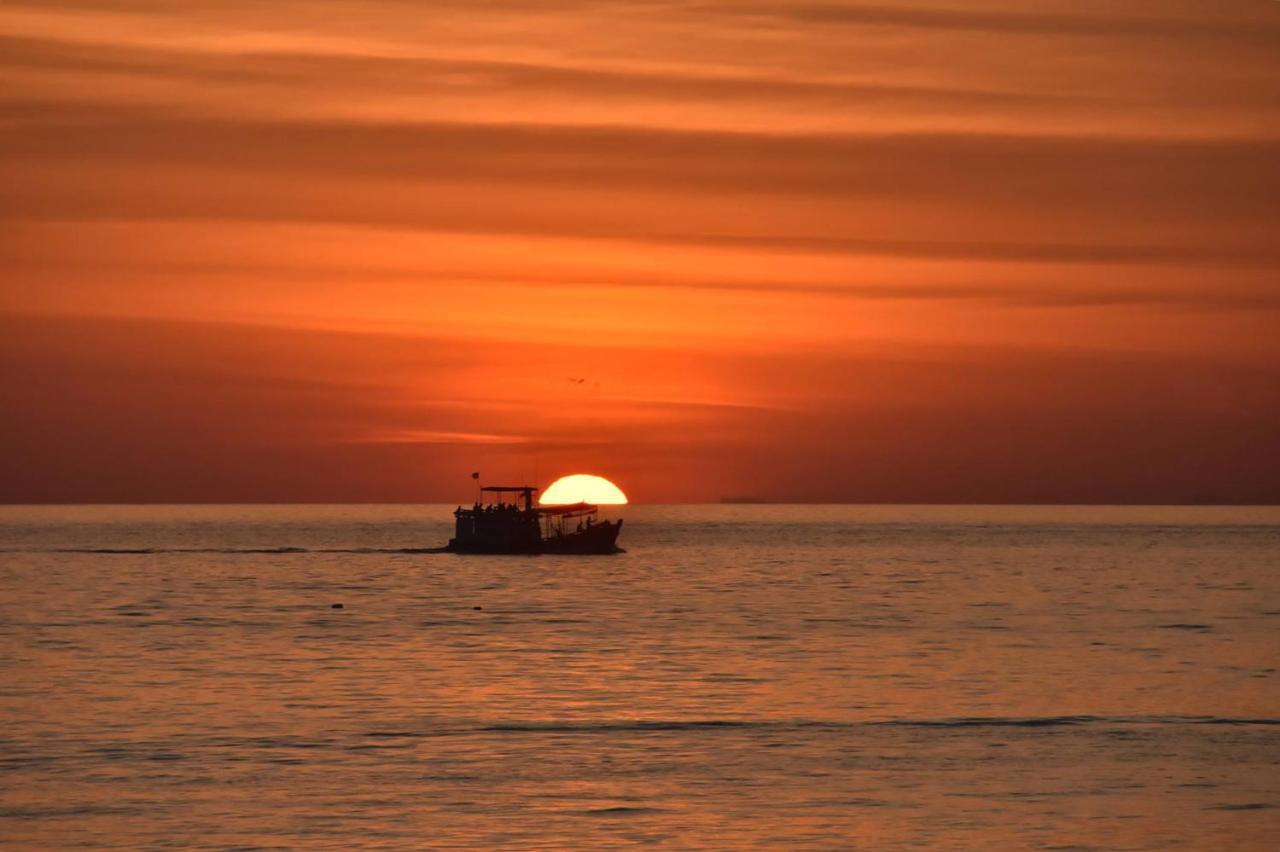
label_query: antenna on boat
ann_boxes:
[471,470,480,504]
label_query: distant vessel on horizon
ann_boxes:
[441,485,623,554]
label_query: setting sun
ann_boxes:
[540,474,628,506]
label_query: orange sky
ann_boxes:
[1,0,1278,503]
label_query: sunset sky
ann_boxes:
[2,0,1278,503]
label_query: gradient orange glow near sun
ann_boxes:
[541,475,629,506]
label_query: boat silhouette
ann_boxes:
[442,486,623,554]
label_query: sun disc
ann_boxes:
[540,474,628,505]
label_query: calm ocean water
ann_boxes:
[1,505,1277,849]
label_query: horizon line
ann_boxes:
[2,501,1277,509]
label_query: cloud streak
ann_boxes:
[0,33,1078,110]
[5,106,1273,212]
[726,2,1280,45]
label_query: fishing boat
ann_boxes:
[442,486,623,554]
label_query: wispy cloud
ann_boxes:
[723,2,1280,45]
[4,103,1273,208]
[349,430,532,445]
[0,33,1078,110]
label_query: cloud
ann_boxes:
[3,103,1276,277]
[12,0,1278,44]
[0,33,1076,109]
[350,430,533,445]
[726,2,1280,46]
[4,103,1273,211]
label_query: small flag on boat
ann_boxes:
[471,471,480,480]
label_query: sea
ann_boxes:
[1,504,1276,849]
